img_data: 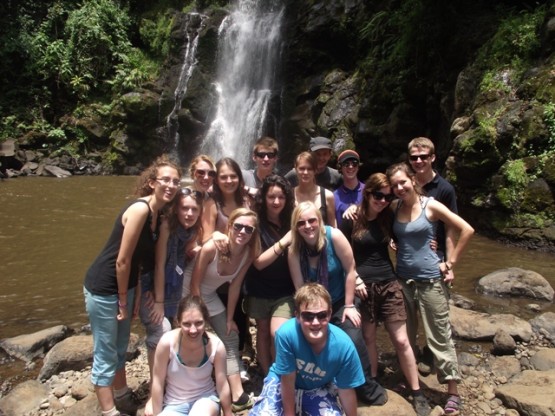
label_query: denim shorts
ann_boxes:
[84,286,135,387]
[160,395,220,415]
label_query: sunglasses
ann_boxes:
[296,217,318,228]
[195,169,216,178]
[409,154,431,161]
[156,176,181,187]
[254,151,277,159]
[232,222,255,234]
[300,310,329,322]
[180,188,204,200]
[370,191,395,202]
[341,159,359,168]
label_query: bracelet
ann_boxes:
[118,300,128,307]
[278,240,285,251]
[444,262,452,271]
[344,305,356,308]
[273,244,280,256]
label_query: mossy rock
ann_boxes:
[521,178,555,214]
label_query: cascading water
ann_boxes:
[200,0,284,168]
[166,13,207,161]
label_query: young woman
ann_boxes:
[386,162,474,416]
[245,174,296,375]
[189,154,216,197]
[140,188,204,382]
[341,173,431,415]
[83,155,181,416]
[185,208,261,412]
[293,152,336,227]
[147,295,232,416]
[288,201,387,406]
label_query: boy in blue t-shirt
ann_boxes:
[249,283,364,416]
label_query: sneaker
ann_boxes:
[114,390,140,416]
[231,392,255,412]
[413,393,432,416]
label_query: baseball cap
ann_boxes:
[338,149,360,165]
[309,136,332,152]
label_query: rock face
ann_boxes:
[450,305,533,341]
[495,369,555,416]
[0,325,72,362]
[477,268,555,301]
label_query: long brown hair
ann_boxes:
[352,173,393,242]
[135,154,182,197]
[168,188,204,241]
[385,162,424,196]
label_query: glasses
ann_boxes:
[254,151,277,159]
[409,154,431,162]
[296,217,318,228]
[341,160,359,168]
[156,176,181,187]
[232,222,255,234]
[180,188,204,200]
[300,310,329,322]
[195,169,216,178]
[370,191,395,202]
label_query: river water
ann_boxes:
[1,176,554,377]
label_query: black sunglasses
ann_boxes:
[370,191,395,203]
[296,217,318,228]
[341,159,359,168]
[232,222,255,234]
[195,169,216,178]
[409,154,431,161]
[300,310,329,322]
[180,188,204,200]
[254,151,277,159]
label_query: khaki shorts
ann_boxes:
[246,295,295,320]
[360,279,407,324]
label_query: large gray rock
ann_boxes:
[530,312,555,345]
[450,306,533,341]
[0,325,72,361]
[43,165,72,178]
[495,369,555,416]
[477,268,554,301]
[530,348,555,371]
[38,333,141,380]
[490,356,522,380]
[0,379,49,416]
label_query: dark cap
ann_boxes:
[338,149,360,164]
[309,136,332,152]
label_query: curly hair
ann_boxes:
[254,174,294,226]
[135,154,182,197]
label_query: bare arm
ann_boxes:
[116,202,150,321]
[226,255,254,335]
[201,198,217,244]
[281,371,297,416]
[253,231,291,270]
[190,242,216,297]
[287,249,305,290]
[151,219,170,324]
[330,228,360,327]
[325,190,337,228]
[213,337,233,416]
[337,388,358,416]
[150,331,172,415]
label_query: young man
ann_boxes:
[242,136,279,190]
[333,149,364,227]
[407,137,458,377]
[285,136,342,190]
[249,283,364,416]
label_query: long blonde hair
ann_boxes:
[289,201,326,257]
[220,208,261,263]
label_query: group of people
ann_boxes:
[83,135,474,416]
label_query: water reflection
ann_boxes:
[0,176,554,341]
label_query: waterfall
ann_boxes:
[166,13,207,161]
[200,0,284,168]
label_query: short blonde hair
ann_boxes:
[294,283,332,314]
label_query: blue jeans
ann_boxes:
[249,375,342,415]
[84,286,135,387]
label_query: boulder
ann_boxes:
[39,333,141,380]
[43,165,72,178]
[0,379,49,416]
[495,369,555,416]
[357,389,416,416]
[492,329,517,356]
[0,325,72,361]
[530,348,555,371]
[477,268,554,301]
[450,306,533,341]
[530,312,555,345]
[490,356,522,380]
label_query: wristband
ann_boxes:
[344,305,356,308]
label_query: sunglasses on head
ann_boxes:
[370,191,395,202]
[296,217,318,228]
[254,151,277,159]
[300,310,329,322]
[180,188,204,200]
[409,154,431,162]
[195,169,216,178]
[232,222,255,234]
